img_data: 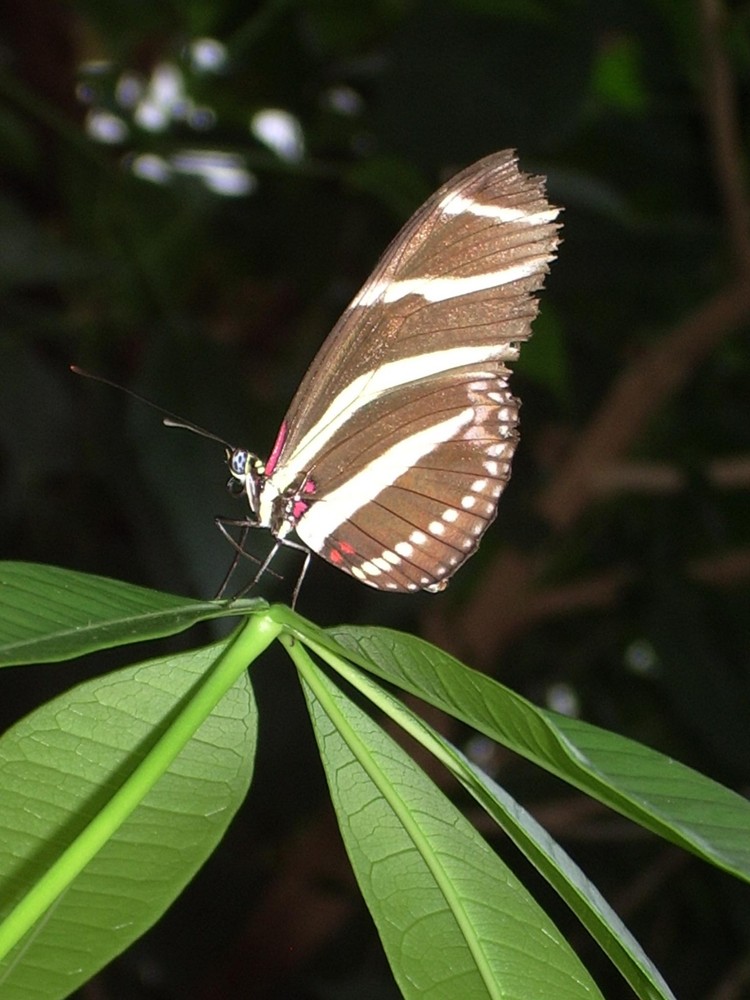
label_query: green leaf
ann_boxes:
[299,633,675,1000]
[292,641,602,1000]
[0,641,257,1000]
[0,562,262,666]
[284,618,750,883]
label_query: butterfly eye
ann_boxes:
[229,448,250,476]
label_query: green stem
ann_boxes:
[0,611,281,961]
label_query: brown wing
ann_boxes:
[294,373,520,591]
[270,150,560,490]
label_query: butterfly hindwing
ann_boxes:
[298,374,520,591]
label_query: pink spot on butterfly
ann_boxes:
[265,422,288,476]
[329,549,343,564]
[339,541,355,555]
[292,499,309,520]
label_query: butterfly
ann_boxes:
[223,151,560,603]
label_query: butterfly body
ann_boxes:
[227,151,561,596]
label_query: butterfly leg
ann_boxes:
[214,516,251,597]
[280,536,311,609]
[214,516,308,606]
[251,533,311,608]
[214,515,284,597]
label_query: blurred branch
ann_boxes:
[591,455,750,493]
[429,544,750,663]
[690,547,750,587]
[698,0,750,274]
[709,954,750,1000]
[536,279,750,530]
[426,556,628,662]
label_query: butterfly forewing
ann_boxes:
[269,151,557,487]
[255,150,560,593]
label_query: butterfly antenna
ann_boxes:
[70,366,233,448]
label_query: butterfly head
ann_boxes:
[226,447,265,519]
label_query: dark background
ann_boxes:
[2,1,750,997]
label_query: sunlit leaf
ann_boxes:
[0,641,256,999]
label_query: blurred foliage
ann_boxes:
[0,0,749,997]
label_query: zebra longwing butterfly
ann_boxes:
[228,150,560,600]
